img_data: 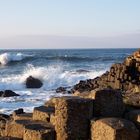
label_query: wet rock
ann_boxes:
[91,118,139,140]
[56,87,67,93]
[26,76,43,88]
[0,90,19,97]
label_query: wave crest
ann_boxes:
[0,53,32,65]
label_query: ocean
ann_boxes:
[0,48,137,114]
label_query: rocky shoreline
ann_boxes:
[0,49,140,140]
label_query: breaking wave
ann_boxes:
[0,53,33,65]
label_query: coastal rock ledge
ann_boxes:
[72,49,140,107]
[0,49,140,140]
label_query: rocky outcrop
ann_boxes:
[1,50,140,140]
[0,90,19,97]
[25,76,43,88]
[72,49,140,107]
[0,94,140,140]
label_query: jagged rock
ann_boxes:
[0,90,19,97]
[91,118,139,140]
[56,87,67,93]
[93,89,125,117]
[13,108,24,115]
[26,76,43,88]
[54,96,93,140]
[33,106,55,123]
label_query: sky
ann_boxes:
[0,0,140,49]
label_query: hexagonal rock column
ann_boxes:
[55,96,93,140]
[91,118,139,140]
[33,106,55,123]
[13,113,33,121]
[5,120,32,139]
[24,123,55,140]
[94,89,125,117]
[125,110,140,129]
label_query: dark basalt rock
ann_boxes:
[26,76,43,88]
[0,90,19,97]
[56,87,67,93]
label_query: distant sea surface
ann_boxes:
[0,48,137,114]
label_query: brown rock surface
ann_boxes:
[54,96,93,140]
[0,114,11,137]
[93,89,125,117]
[13,113,33,121]
[33,106,55,123]
[24,123,55,140]
[91,118,139,140]
[5,120,32,138]
[0,137,22,140]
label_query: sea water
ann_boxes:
[0,48,137,114]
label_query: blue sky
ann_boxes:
[0,0,140,48]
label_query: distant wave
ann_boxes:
[0,53,33,65]
[42,56,125,62]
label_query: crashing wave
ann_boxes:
[0,53,32,65]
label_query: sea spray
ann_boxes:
[0,52,33,65]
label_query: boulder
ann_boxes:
[26,76,43,88]
[0,90,19,97]
[91,118,139,140]
[93,89,125,117]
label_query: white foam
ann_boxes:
[0,64,106,114]
[0,52,32,65]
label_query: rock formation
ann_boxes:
[0,90,19,97]
[72,49,140,107]
[0,49,140,139]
